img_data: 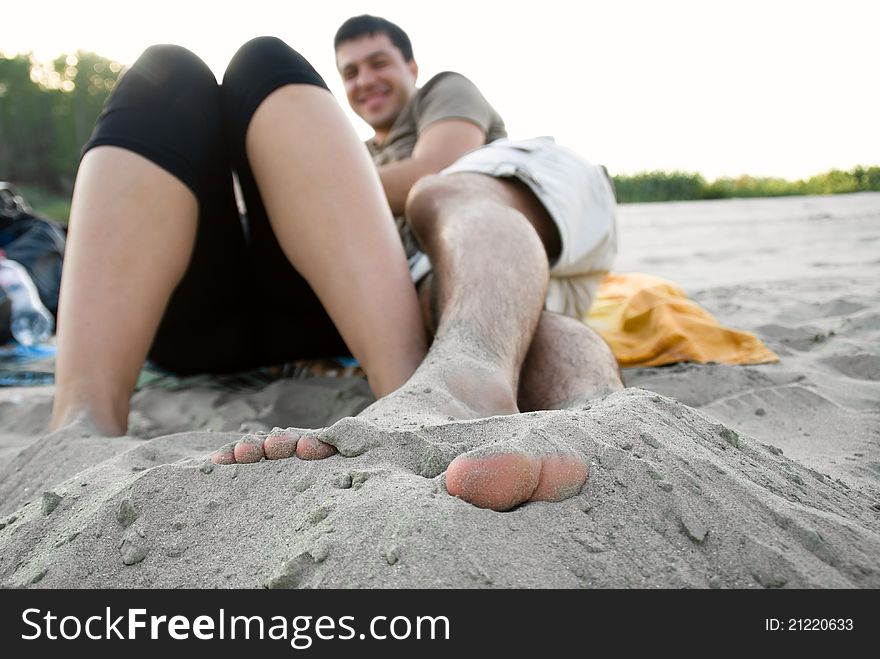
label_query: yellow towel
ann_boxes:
[584,272,778,368]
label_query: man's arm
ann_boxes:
[378,119,485,215]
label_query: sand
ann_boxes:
[1,191,878,588]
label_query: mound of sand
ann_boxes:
[0,386,877,588]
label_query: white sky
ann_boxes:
[4,0,878,180]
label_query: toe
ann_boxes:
[263,431,299,460]
[233,436,266,463]
[446,453,541,512]
[295,435,338,460]
[211,443,237,465]
[530,454,589,502]
[446,451,589,511]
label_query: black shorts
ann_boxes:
[83,37,350,375]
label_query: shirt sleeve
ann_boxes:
[414,72,494,135]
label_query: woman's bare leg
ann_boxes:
[245,84,426,397]
[51,147,198,435]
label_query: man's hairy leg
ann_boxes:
[416,285,622,412]
[403,174,594,510]
[519,311,623,412]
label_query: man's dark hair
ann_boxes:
[334,15,414,62]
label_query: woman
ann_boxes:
[50,37,427,436]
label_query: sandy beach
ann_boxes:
[1,191,878,588]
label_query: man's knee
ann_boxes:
[404,174,462,241]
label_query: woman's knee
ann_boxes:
[83,44,224,202]
[224,37,305,79]
[98,43,220,139]
[221,37,327,156]
[126,44,217,98]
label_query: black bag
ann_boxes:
[0,183,66,318]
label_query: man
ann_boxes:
[219,16,623,512]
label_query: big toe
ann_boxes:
[446,453,541,511]
[446,451,588,512]
[530,454,589,502]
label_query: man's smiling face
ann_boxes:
[336,32,419,141]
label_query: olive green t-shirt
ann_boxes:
[366,71,507,261]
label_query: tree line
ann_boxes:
[612,167,880,203]
[0,51,121,194]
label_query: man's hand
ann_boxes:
[378,119,485,214]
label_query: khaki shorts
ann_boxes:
[411,136,617,318]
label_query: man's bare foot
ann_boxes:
[212,345,593,512]
[212,349,516,462]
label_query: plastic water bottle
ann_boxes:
[0,258,54,346]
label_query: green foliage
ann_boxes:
[612,171,707,203]
[0,54,56,190]
[613,167,880,204]
[0,51,121,196]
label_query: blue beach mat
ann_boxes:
[0,338,364,391]
[0,342,57,386]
